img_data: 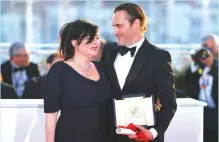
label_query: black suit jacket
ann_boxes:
[101,38,177,142]
[22,75,46,99]
[1,60,40,85]
[1,82,18,99]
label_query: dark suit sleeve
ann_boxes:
[32,63,40,76]
[1,82,17,99]
[153,51,177,138]
[99,42,116,71]
[99,43,117,141]
[1,61,13,85]
[23,78,37,99]
[185,67,200,99]
[99,42,109,69]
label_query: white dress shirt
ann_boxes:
[114,37,158,139]
[11,61,28,97]
[198,66,215,108]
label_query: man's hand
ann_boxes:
[127,125,153,141]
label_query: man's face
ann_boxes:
[201,54,213,67]
[206,38,218,55]
[112,11,135,46]
[12,48,29,67]
[206,37,215,48]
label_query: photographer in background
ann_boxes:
[198,48,218,142]
[185,48,205,99]
[186,48,218,142]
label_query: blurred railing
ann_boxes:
[0,42,201,74]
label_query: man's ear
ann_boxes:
[71,40,78,47]
[133,19,140,29]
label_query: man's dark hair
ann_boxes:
[114,3,147,32]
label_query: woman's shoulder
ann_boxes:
[48,61,64,73]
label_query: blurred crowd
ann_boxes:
[0,42,63,99]
[0,39,106,99]
[0,34,218,142]
[184,34,218,142]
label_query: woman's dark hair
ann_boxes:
[58,19,98,61]
[114,3,147,32]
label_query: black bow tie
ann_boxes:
[12,67,25,72]
[118,46,137,57]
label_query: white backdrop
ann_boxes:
[0,98,207,142]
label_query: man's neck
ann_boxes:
[10,61,20,68]
[128,36,144,47]
[127,35,144,46]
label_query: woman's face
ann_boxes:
[76,34,100,59]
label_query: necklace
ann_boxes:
[70,58,91,75]
[74,61,91,75]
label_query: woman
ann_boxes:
[43,20,113,142]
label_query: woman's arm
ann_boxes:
[45,112,59,142]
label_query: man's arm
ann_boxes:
[99,42,115,70]
[127,50,177,141]
[23,78,37,99]
[33,63,40,76]
[29,63,40,77]
[153,50,177,139]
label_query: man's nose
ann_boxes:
[113,28,118,36]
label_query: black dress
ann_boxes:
[43,62,113,142]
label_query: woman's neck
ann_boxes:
[72,55,90,66]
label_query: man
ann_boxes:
[1,42,40,98]
[22,53,63,99]
[101,3,177,142]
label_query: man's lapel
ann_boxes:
[25,66,31,78]
[7,61,13,84]
[123,39,151,90]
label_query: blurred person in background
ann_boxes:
[185,48,205,98]
[197,49,218,142]
[1,42,40,98]
[186,48,218,142]
[185,33,219,99]
[202,34,219,61]
[0,73,17,99]
[43,20,112,142]
[22,53,63,99]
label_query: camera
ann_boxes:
[189,48,211,65]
